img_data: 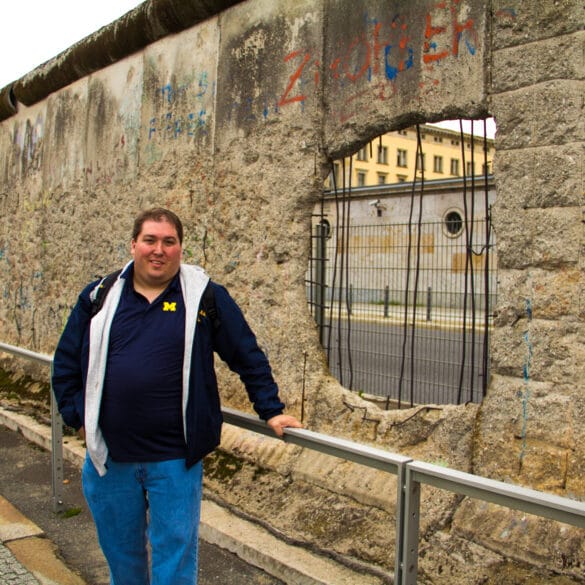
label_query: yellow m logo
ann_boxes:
[163,302,177,312]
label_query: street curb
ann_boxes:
[0,496,85,585]
[200,499,383,585]
[0,406,385,585]
[0,496,44,542]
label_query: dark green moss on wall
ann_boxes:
[0,366,51,405]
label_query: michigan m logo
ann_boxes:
[163,302,177,312]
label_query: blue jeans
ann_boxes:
[82,455,203,585]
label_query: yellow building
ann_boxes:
[328,123,495,188]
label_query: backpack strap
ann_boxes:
[90,269,123,318]
[200,282,220,331]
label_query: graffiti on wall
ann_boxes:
[148,110,208,141]
[295,2,479,123]
[145,1,481,139]
[227,1,480,125]
[147,71,212,144]
[3,2,483,161]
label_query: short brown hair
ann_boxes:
[132,208,184,244]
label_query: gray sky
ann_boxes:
[0,0,143,88]
[0,1,495,137]
[433,119,496,139]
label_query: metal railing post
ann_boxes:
[0,342,63,512]
[401,465,421,585]
[223,408,414,582]
[50,383,65,512]
[393,461,407,585]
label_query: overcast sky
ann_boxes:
[0,1,494,137]
[0,0,143,88]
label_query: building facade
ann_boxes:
[327,123,495,189]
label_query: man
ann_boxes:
[52,207,301,585]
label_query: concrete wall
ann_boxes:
[1,0,584,582]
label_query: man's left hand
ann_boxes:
[267,414,303,437]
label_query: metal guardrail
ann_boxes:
[2,341,585,584]
[0,342,65,513]
[226,408,585,584]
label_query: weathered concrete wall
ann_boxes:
[1,0,584,582]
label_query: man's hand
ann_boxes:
[267,414,303,437]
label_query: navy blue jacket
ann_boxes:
[51,275,285,468]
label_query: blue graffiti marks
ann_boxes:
[262,96,280,121]
[463,38,476,56]
[195,72,210,99]
[161,83,188,105]
[385,44,414,81]
[148,110,207,141]
[160,71,211,105]
[148,72,212,142]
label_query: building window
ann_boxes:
[356,171,367,186]
[444,210,464,237]
[433,156,443,173]
[356,147,368,161]
[398,129,408,136]
[396,174,408,183]
[450,159,459,176]
[377,146,388,164]
[482,161,492,174]
[433,135,443,143]
[369,199,386,217]
[377,173,387,185]
[451,139,460,146]
[416,152,425,171]
[466,161,475,176]
[397,149,407,167]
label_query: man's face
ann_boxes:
[131,219,182,287]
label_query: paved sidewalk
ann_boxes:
[0,541,42,585]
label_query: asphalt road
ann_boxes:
[0,424,284,585]
[325,318,488,404]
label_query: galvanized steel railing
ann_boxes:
[0,342,65,516]
[2,341,585,585]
